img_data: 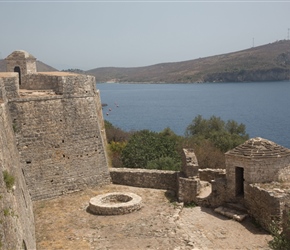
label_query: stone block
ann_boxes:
[181,148,199,178]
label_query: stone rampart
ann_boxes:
[0,102,35,249]
[9,89,111,200]
[0,50,110,247]
[21,72,96,96]
[110,168,178,191]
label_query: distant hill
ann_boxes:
[86,40,290,83]
[0,59,57,72]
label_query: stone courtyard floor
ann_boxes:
[34,184,272,250]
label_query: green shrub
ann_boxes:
[3,170,15,191]
[121,130,181,169]
[269,215,290,250]
[3,208,9,216]
[105,120,132,143]
[185,115,249,152]
[184,201,197,208]
[147,156,180,171]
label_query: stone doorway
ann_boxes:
[14,66,21,85]
[235,167,244,197]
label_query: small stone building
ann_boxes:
[222,137,290,231]
[5,50,37,86]
[225,137,290,202]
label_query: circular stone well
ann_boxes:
[88,192,142,215]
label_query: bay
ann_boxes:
[97,81,290,149]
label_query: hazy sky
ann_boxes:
[1,1,290,70]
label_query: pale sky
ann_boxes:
[1,0,290,70]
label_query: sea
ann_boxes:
[97,81,290,149]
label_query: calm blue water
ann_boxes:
[97,81,290,148]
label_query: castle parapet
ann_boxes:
[21,72,96,96]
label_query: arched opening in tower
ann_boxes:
[14,66,21,85]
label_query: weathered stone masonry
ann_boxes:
[0,74,35,250]
[0,50,111,249]
[4,51,111,201]
[10,94,110,200]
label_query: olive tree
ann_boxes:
[185,115,249,152]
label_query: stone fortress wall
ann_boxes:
[4,51,111,201]
[0,50,111,249]
[9,76,111,200]
[0,74,36,250]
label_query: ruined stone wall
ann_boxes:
[197,177,227,208]
[198,168,226,182]
[178,176,200,204]
[0,100,35,249]
[8,77,111,200]
[245,184,287,232]
[277,165,290,182]
[110,168,178,191]
[181,148,198,178]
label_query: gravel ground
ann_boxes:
[34,184,272,250]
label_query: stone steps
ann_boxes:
[214,204,248,222]
[226,202,248,213]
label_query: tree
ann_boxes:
[185,115,249,152]
[104,120,132,168]
[121,130,181,169]
[104,120,131,143]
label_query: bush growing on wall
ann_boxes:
[3,170,15,191]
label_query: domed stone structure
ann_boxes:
[5,50,37,85]
[225,137,290,200]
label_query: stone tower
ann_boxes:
[3,50,111,200]
[5,50,37,85]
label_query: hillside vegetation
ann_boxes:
[1,40,289,83]
[87,40,290,83]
